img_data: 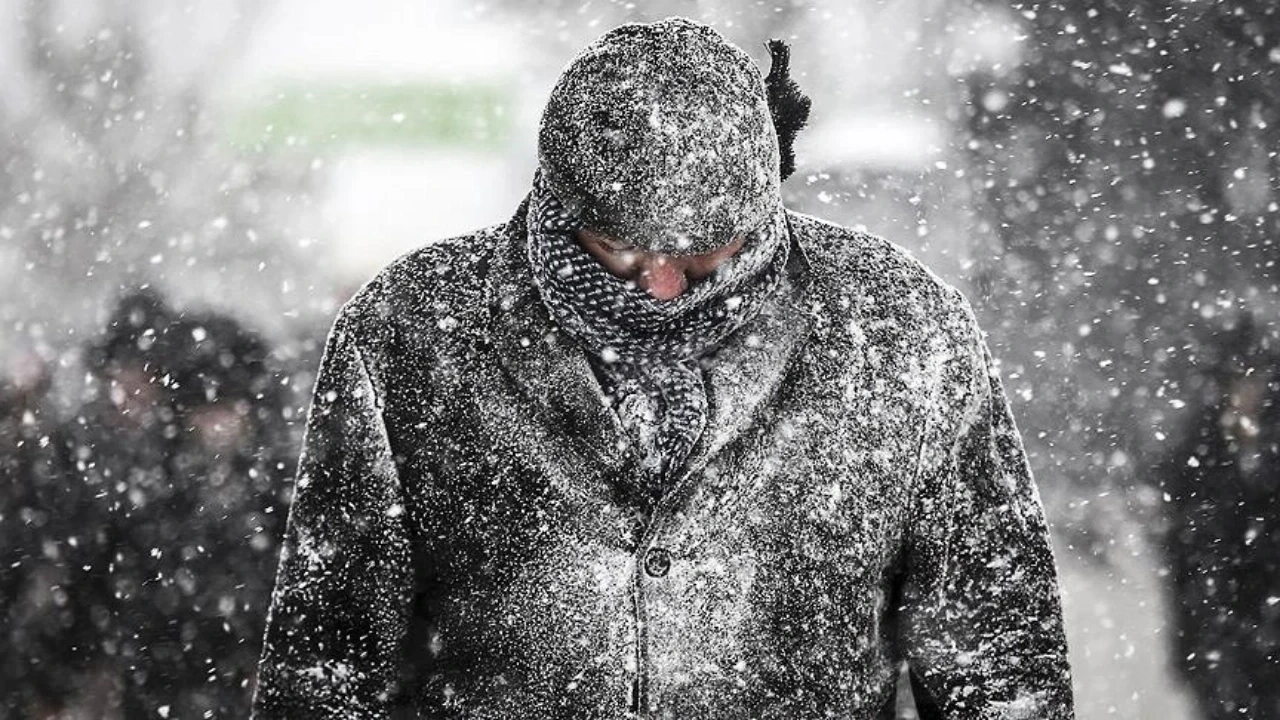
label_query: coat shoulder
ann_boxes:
[787,209,977,336]
[333,221,508,349]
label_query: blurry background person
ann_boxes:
[93,297,292,718]
[0,350,85,719]
[1,288,292,718]
[2,288,180,719]
[138,310,292,718]
[53,288,185,717]
[1155,313,1280,720]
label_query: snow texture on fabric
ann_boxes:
[536,18,781,255]
[253,15,1075,720]
[526,166,791,496]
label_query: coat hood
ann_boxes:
[535,17,807,255]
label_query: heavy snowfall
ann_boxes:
[1,1,1276,718]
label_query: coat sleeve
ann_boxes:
[897,295,1075,719]
[252,308,412,719]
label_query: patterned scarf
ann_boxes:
[525,168,791,496]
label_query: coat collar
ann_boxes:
[484,191,818,494]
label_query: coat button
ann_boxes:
[643,547,671,578]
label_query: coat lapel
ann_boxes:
[674,221,816,483]
[484,192,633,479]
[484,193,819,494]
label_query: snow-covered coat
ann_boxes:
[254,16,1074,720]
[251,190,1075,718]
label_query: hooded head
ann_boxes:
[536,17,808,256]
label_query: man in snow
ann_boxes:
[0,352,88,717]
[254,17,1075,719]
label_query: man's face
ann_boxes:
[1223,373,1267,439]
[106,363,163,426]
[574,228,746,301]
[189,399,253,453]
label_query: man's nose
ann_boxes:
[637,255,688,301]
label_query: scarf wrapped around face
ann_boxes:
[526,168,791,496]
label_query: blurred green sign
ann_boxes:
[229,81,513,151]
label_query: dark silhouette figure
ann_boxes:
[1158,314,1280,720]
[2,288,293,718]
[0,352,91,718]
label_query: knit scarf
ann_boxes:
[525,168,791,496]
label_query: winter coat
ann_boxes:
[252,191,1076,719]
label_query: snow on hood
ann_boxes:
[535,17,782,256]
